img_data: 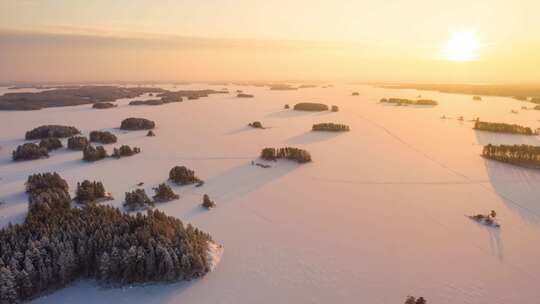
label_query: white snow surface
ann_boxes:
[1,84,540,303]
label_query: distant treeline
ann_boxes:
[380,98,438,106]
[379,83,540,100]
[474,121,536,135]
[483,144,540,168]
[0,172,212,303]
[0,86,229,111]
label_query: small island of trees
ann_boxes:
[12,143,49,161]
[39,137,63,150]
[129,99,165,106]
[83,145,108,162]
[482,144,540,168]
[202,194,216,209]
[169,166,202,185]
[112,145,141,158]
[474,121,536,135]
[293,102,329,111]
[260,147,312,163]
[248,121,264,129]
[404,296,427,304]
[153,183,180,202]
[0,172,213,303]
[67,136,89,150]
[92,102,117,109]
[380,98,438,106]
[120,117,156,130]
[25,125,80,140]
[89,130,118,144]
[124,189,155,211]
[237,93,254,98]
[75,180,110,204]
[312,123,350,132]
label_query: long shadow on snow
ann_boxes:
[285,131,343,145]
[476,131,540,224]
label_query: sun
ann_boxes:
[442,31,480,62]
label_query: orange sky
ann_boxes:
[1,0,539,83]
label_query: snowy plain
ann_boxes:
[1,84,540,303]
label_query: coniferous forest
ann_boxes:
[0,172,213,303]
[482,144,540,167]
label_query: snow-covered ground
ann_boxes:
[1,84,540,303]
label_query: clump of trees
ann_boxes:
[25,125,81,140]
[352,92,359,96]
[474,121,536,135]
[473,95,482,101]
[120,117,156,130]
[482,144,540,168]
[380,98,438,106]
[293,102,329,111]
[92,102,117,109]
[0,172,213,303]
[530,97,540,104]
[12,143,49,161]
[153,183,180,202]
[312,123,350,132]
[67,136,89,150]
[123,189,154,211]
[83,145,108,162]
[260,147,312,163]
[75,180,107,204]
[26,172,69,195]
[169,166,202,185]
[404,296,427,304]
[39,137,63,150]
[112,145,141,158]
[147,130,156,137]
[249,121,264,129]
[284,104,290,109]
[331,105,339,112]
[89,131,117,144]
[237,93,254,98]
[202,194,216,209]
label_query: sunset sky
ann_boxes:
[1,0,539,83]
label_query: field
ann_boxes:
[1,84,540,304]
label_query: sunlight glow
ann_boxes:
[443,31,480,62]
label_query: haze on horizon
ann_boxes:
[1,0,539,83]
